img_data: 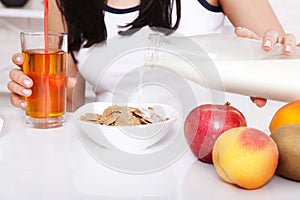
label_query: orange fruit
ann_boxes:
[269,100,300,133]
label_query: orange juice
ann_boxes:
[22,49,67,119]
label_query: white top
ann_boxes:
[77,0,226,113]
[99,0,225,40]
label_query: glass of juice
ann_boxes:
[20,32,68,128]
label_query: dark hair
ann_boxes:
[56,0,181,54]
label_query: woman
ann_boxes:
[8,0,296,111]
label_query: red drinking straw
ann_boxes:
[44,0,50,118]
[44,0,48,50]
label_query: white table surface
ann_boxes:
[0,92,299,200]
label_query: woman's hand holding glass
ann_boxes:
[7,53,76,109]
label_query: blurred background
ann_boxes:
[0,0,299,94]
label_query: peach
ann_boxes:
[212,127,278,190]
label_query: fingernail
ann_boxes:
[264,40,272,48]
[284,45,292,53]
[20,102,27,109]
[16,55,23,63]
[235,27,242,30]
[23,79,32,87]
[22,89,31,96]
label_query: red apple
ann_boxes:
[184,102,247,163]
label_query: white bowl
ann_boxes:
[74,102,179,153]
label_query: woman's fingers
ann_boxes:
[262,30,296,55]
[7,80,32,98]
[8,53,30,109]
[8,68,33,109]
[234,27,261,40]
[8,68,33,89]
[261,29,280,51]
[250,96,267,108]
[236,28,297,56]
[9,92,27,109]
[281,33,296,56]
[12,53,24,67]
